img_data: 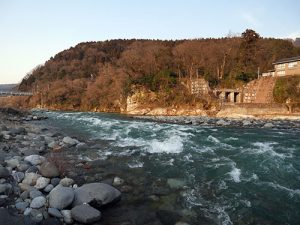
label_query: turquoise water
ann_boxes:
[42,111,300,225]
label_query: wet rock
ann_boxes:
[30,196,46,208]
[62,137,79,146]
[35,177,50,190]
[49,185,74,209]
[22,172,41,186]
[71,204,101,224]
[73,182,121,207]
[48,208,63,218]
[24,155,46,166]
[216,119,230,126]
[61,210,73,224]
[12,172,25,183]
[59,177,74,187]
[0,165,10,178]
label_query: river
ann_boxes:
[40,111,300,225]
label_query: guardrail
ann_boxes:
[0,91,33,96]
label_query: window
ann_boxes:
[276,64,285,70]
[277,70,285,76]
[288,62,298,68]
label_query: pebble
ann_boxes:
[59,178,74,187]
[48,207,63,218]
[35,177,50,190]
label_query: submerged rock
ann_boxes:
[73,182,121,208]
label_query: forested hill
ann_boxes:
[19,30,300,111]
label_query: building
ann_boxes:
[262,56,300,77]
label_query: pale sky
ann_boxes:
[0,0,299,84]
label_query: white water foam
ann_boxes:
[207,135,220,143]
[225,137,239,141]
[147,135,184,154]
[127,160,144,168]
[229,167,241,183]
[250,142,288,159]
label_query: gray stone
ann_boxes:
[44,184,54,193]
[26,166,39,173]
[48,141,58,149]
[20,190,29,200]
[76,142,88,150]
[39,162,60,178]
[30,190,43,199]
[73,182,121,207]
[23,207,32,216]
[71,204,101,224]
[24,155,46,166]
[12,172,25,183]
[22,172,41,186]
[62,137,79,146]
[263,122,274,128]
[30,196,46,209]
[216,119,230,126]
[48,208,63,218]
[5,158,19,169]
[51,178,61,187]
[59,177,74,187]
[49,185,74,209]
[19,183,35,192]
[35,177,50,190]
[0,165,10,178]
[15,201,29,212]
[30,209,44,223]
[0,183,12,194]
[61,210,73,224]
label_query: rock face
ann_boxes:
[71,204,101,224]
[49,185,74,209]
[39,162,60,178]
[73,183,121,207]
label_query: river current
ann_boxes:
[41,111,300,225]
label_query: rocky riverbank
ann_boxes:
[134,115,300,129]
[0,108,122,225]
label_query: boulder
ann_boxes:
[30,196,46,209]
[49,185,74,209]
[24,155,46,166]
[62,137,79,146]
[71,204,101,224]
[73,182,121,207]
[35,177,50,190]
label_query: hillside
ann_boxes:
[19,30,300,112]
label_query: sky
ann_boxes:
[0,0,299,84]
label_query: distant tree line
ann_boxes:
[19,30,300,111]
